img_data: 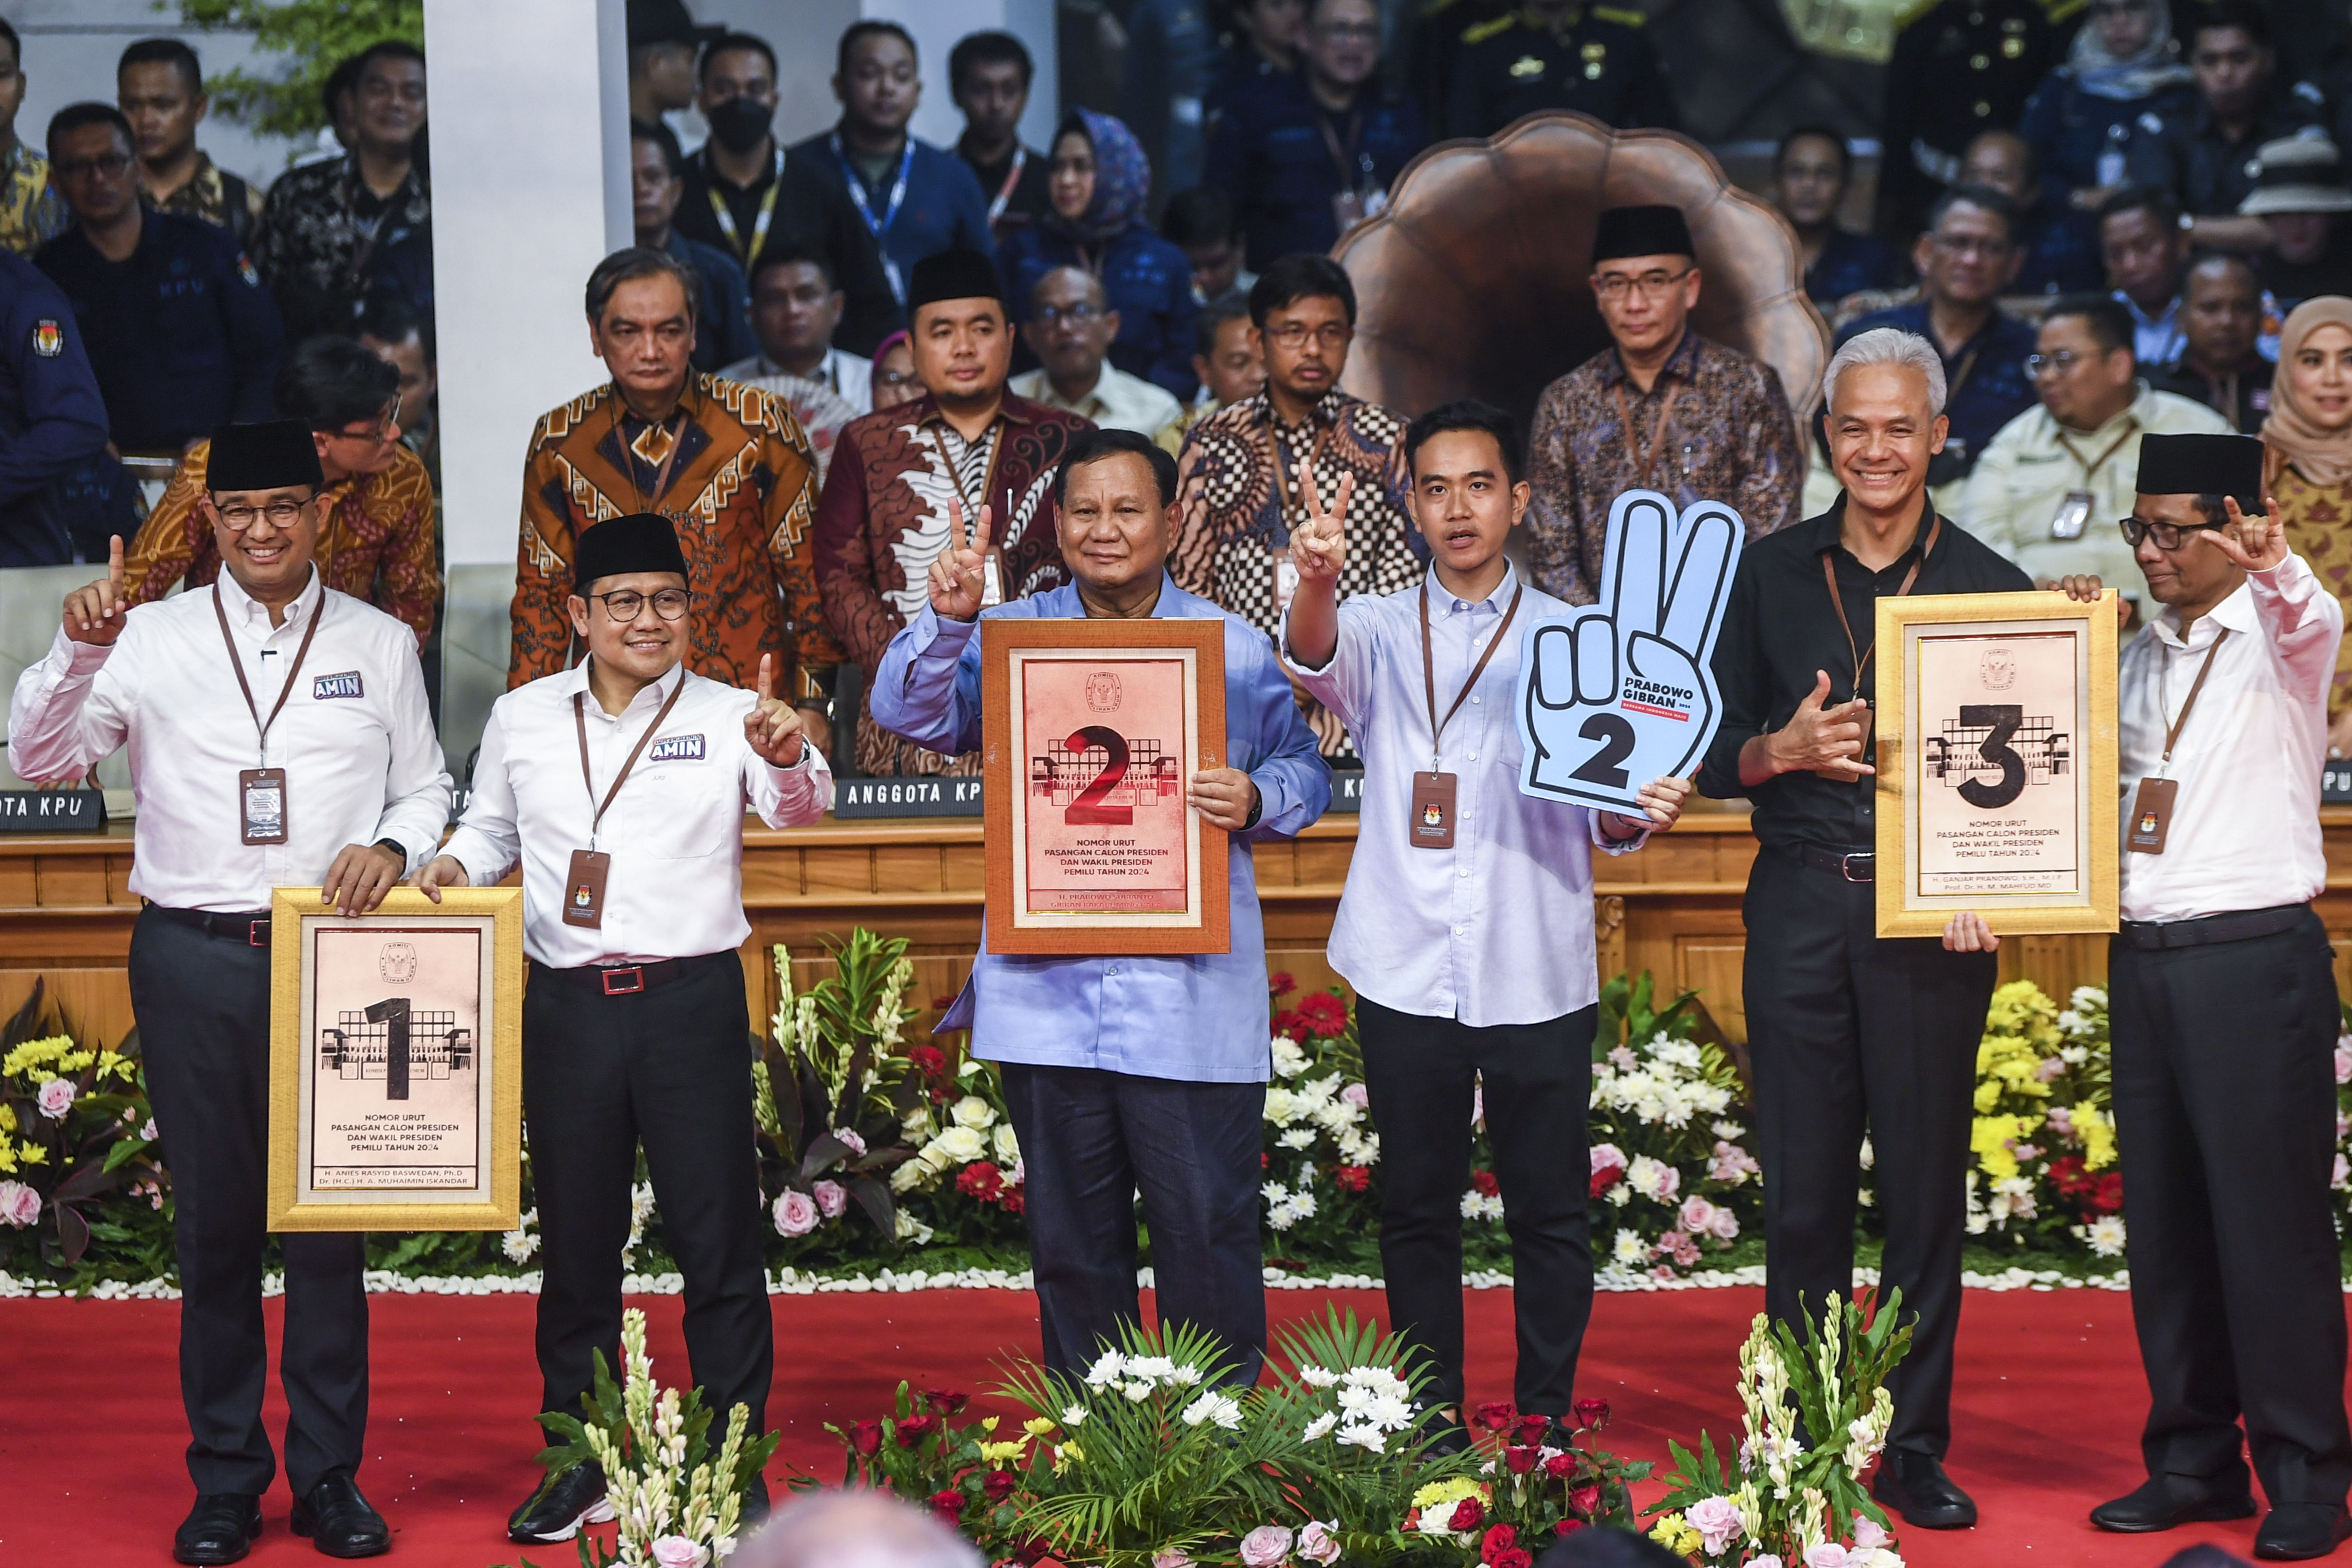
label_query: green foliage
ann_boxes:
[174,0,424,141]
[1594,970,1704,1060]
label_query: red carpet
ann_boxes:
[0,1284,2327,1566]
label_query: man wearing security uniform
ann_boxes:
[413,512,832,1545]
[1948,433,2352,1561]
[7,418,452,1564]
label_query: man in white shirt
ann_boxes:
[413,512,830,1547]
[1280,400,1688,1451]
[1948,433,2352,1560]
[8,419,451,1566]
[719,246,872,412]
[1009,265,1183,436]
[1960,294,2230,592]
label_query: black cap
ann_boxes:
[2135,433,2264,497]
[1592,204,1695,264]
[906,248,1004,312]
[207,420,324,494]
[574,512,689,590]
[627,0,723,49]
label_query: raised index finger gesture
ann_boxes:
[63,533,129,645]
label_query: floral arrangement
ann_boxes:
[1259,976,1381,1260]
[1647,1290,1911,1567]
[518,1306,776,1568]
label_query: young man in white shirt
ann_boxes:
[1279,400,1691,1450]
[413,513,832,1545]
[9,419,451,1565]
[1949,433,2352,1560]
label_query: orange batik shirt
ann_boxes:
[509,374,840,693]
[123,439,440,646]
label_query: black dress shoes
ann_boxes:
[289,1472,390,1558]
[174,1494,262,1565]
[2256,1503,2352,1560]
[2090,1472,2258,1533]
[739,1473,772,1530]
[508,1463,614,1545]
[1871,1450,1979,1530]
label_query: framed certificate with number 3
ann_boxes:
[1874,590,2121,937]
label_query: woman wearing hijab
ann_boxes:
[868,330,923,412]
[998,109,1201,400]
[2263,296,2352,756]
[2018,0,2195,218]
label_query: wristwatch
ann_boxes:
[372,838,408,871]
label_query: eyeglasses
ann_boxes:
[1035,302,1103,329]
[2022,351,2092,379]
[1931,232,2013,258]
[2119,517,2221,551]
[588,588,692,621]
[1592,268,1693,302]
[213,497,312,531]
[53,151,134,181]
[1264,321,1352,350]
[319,396,402,445]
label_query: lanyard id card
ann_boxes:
[215,584,325,848]
[2127,630,2229,855]
[981,553,1004,609]
[1410,770,1458,847]
[566,674,690,928]
[563,849,613,928]
[1413,581,1523,849]
[2049,490,2092,540]
[240,767,288,845]
[1273,550,1300,617]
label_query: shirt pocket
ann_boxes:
[614,761,732,860]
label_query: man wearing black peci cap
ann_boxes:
[7,418,452,1564]
[1954,433,2352,1559]
[418,511,832,1545]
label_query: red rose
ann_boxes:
[923,1388,970,1416]
[1493,1551,1534,1568]
[928,1487,964,1522]
[1480,1523,1520,1561]
[1014,1539,1052,1566]
[1568,1484,1601,1515]
[1332,1165,1372,1192]
[909,1045,948,1080]
[983,1470,1018,1502]
[1554,1519,1586,1537]
[1001,1187,1026,1215]
[1448,1498,1485,1532]
[1514,1413,1549,1444]
[1588,1162,1625,1200]
[1544,1454,1576,1480]
[1473,1400,1517,1432]
[1572,1398,1611,1432]
[1269,972,1297,999]
[1503,1445,1538,1475]
[1470,1169,1500,1197]
[1261,1151,1271,1169]
[849,1419,882,1457]
[896,1414,940,1446]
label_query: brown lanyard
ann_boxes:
[1316,109,1367,192]
[1420,581,1524,770]
[1611,377,1685,489]
[927,420,1006,548]
[1819,511,1942,700]
[2054,418,2138,485]
[2158,628,2229,773]
[213,582,327,765]
[572,670,688,850]
[1945,343,1983,403]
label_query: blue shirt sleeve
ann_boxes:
[214,229,284,424]
[1232,628,1331,841]
[0,258,109,509]
[869,603,985,754]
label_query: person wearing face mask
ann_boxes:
[2259,296,2352,760]
[2017,0,2195,226]
[999,109,1200,401]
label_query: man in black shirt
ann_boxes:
[1698,324,2031,1534]
[950,31,1049,243]
[2147,253,2272,433]
[2125,0,2319,255]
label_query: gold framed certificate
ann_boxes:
[1874,590,2120,937]
[981,617,1230,955]
[267,887,524,1231]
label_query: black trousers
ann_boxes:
[1358,996,1597,1415]
[128,906,369,1498]
[1741,848,1993,1459]
[999,1063,1266,1384]
[2109,911,2352,1507]
[523,953,772,1435]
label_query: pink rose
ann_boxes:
[1678,1195,1718,1235]
[1239,1524,1294,1567]
[2336,1039,2352,1084]
[1298,1521,1341,1566]
[1340,1083,1369,1109]
[1589,1142,1627,1175]
[773,1189,819,1237]
[812,1179,848,1219]
[837,1128,869,1157]
[1804,1546,1854,1568]
[1686,1496,1743,1556]
[35,1078,75,1119]
[1153,1552,1193,1568]
[649,1536,706,1568]
[1851,1516,1891,1551]
[0,1180,39,1228]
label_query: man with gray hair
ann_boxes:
[731,1490,983,1568]
[1695,326,2031,1533]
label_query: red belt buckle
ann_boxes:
[600,965,645,996]
[248,919,271,947]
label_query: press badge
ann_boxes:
[2125,776,2178,854]
[563,849,612,928]
[239,768,288,845]
[2050,490,2092,540]
[1273,551,1300,617]
[1409,771,1457,849]
[981,552,1004,609]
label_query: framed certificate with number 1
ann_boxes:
[1874,590,2121,937]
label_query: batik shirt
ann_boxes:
[123,439,440,646]
[1171,387,1420,755]
[1526,329,1804,605]
[0,140,65,257]
[251,154,429,341]
[812,392,1092,776]
[509,375,832,695]
[153,153,263,248]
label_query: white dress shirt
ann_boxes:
[1281,565,1643,1028]
[440,660,832,967]
[2117,551,2343,923]
[7,568,451,911]
[1009,364,1184,437]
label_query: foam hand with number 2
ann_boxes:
[1516,490,1741,812]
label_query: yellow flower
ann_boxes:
[1,1036,72,1078]
[2079,1107,2118,1171]
[1970,1114,2037,1182]
[19,1141,47,1165]
[0,1103,15,1133]
[1676,1527,1704,1556]
[977,1440,1025,1464]
[1022,1417,1057,1438]
[1648,1513,1688,1547]
[1052,1440,1082,1473]
[0,1142,14,1174]
[1412,1477,1487,1512]
[981,1415,999,1434]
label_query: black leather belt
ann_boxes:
[2117,902,2311,951]
[1797,844,1875,883]
[534,958,687,997]
[146,904,272,946]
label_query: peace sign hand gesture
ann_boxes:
[2203,494,2290,574]
[742,653,807,767]
[63,534,129,646]
[1520,491,1743,810]
[926,499,990,621]
[1289,468,1354,584]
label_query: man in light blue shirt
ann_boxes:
[1281,401,1691,1450]
[872,425,1329,1383]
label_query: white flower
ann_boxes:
[1626,1153,1680,1204]
[1164,1363,1204,1388]
[501,1224,540,1263]
[649,1536,707,1568]
[1271,1036,1309,1078]
[1127,1355,1176,1381]
[2080,1215,2127,1256]
[993,1123,1020,1166]
[2335,1153,2349,1192]
[1085,1351,1127,1388]
[1298,1521,1342,1566]
[1612,1229,1646,1265]
[1061,1404,1088,1427]
[1712,1119,1745,1139]
[1335,1423,1387,1452]
[1263,1086,1300,1125]
[1607,1183,1632,1208]
[1299,1364,1340,1388]
[936,1126,990,1164]
[950,1095,996,1130]
[1279,1127,1316,1150]
[894,1209,933,1244]
[1460,1189,1504,1221]
[1857,1137,1876,1171]
[1179,1391,1242,1429]
[139,1117,158,1141]
[1302,1411,1338,1441]
[35,1078,75,1119]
